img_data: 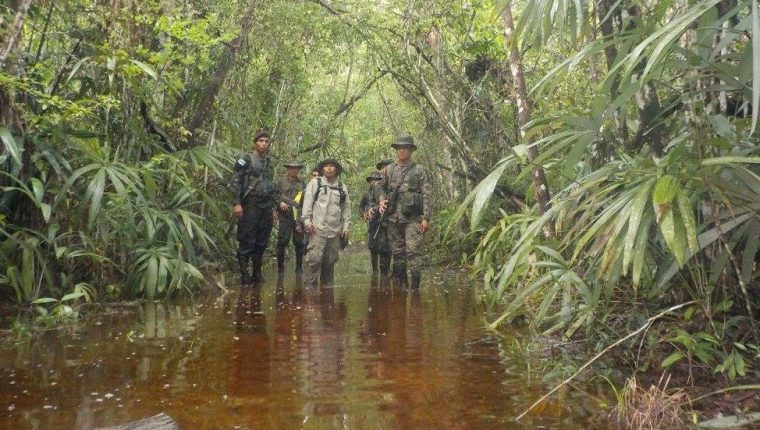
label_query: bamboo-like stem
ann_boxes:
[514,301,697,421]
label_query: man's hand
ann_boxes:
[420,219,429,234]
[379,199,388,214]
[233,204,243,219]
[295,224,303,233]
[341,230,349,238]
[305,223,316,234]
[279,202,289,212]
[362,207,376,222]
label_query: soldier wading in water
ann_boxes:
[378,136,431,289]
[275,160,306,275]
[359,159,393,276]
[230,129,278,285]
[301,158,351,287]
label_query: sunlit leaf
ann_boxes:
[653,175,678,205]
[129,59,158,80]
[0,127,22,167]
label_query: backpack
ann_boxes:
[313,177,346,204]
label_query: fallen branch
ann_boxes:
[514,300,697,421]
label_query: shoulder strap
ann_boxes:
[313,178,346,204]
[338,181,346,204]
[313,177,323,200]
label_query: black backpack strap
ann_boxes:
[313,177,323,201]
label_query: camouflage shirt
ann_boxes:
[378,162,431,223]
[276,176,305,221]
[359,184,382,214]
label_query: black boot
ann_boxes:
[370,251,379,274]
[379,254,391,277]
[276,249,285,274]
[295,251,303,275]
[410,271,421,289]
[393,263,407,287]
[238,255,251,286]
[251,254,264,283]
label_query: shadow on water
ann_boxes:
[0,250,612,429]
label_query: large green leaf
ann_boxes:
[652,174,679,205]
[0,128,22,167]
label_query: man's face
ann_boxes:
[311,170,319,180]
[395,146,413,163]
[253,136,270,154]
[322,164,337,179]
[287,166,299,179]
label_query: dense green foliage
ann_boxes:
[461,0,760,386]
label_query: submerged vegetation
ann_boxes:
[2,0,759,423]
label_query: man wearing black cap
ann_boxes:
[378,136,431,289]
[275,160,306,275]
[360,160,393,276]
[301,158,351,287]
[231,129,278,285]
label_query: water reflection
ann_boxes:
[0,252,609,429]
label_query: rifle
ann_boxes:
[372,164,412,239]
[371,207,384,240]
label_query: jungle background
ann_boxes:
[2,0,759,425]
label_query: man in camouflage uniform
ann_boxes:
[275,160,306,275]
[231,129,278,285]
[378,136,431,289]
[301,158,351,287]
[359,159,393,276]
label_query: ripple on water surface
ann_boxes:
[0,251,609,429]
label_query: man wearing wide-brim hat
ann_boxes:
[275,159,306,275]
[378,135,431,289]
[360,170,391,276]
[301,158,351,286]
[376,159,393,172]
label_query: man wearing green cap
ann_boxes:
[301,158,351,287]
[378,136,431,289]
[275,160,306,275]
[231,129,278,285]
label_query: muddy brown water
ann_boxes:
[0,250,611,429]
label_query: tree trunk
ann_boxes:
[181,3,259,149]
[596,0,630,155]
[0,0,33,71]
[426,26,455,199]
[500,3,554,237]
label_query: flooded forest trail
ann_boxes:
[0,250,609,429]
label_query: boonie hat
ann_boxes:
[390,135,417,150]
[376,159,394,170]
[283,159,304,168]
[317,158,343,175]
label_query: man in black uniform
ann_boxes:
[275,160,306,275]
[231,129,277,285]
[359,164,391,276]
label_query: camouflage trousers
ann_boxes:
[386,221,423,271]
[304,233,341,286]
